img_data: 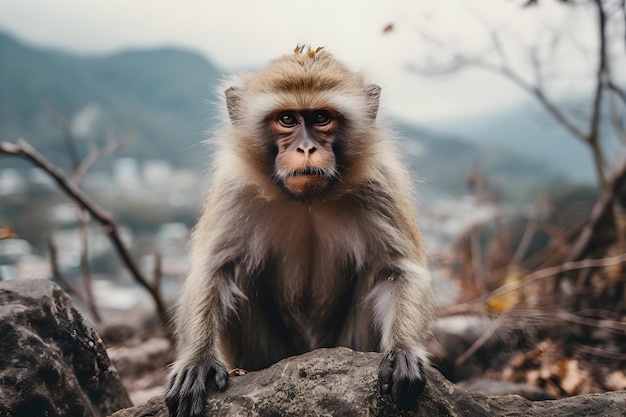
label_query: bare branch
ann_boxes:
[587,0,609,186]
[73,140,119,185]
[76,209,101,323]
[510,308,626,334]
[575,344,626,360]
[0,139,171,329]
[440,251,626,316]
[43,102,80,168]
[153,251,163,293]
[46,238,82,300]
[455,318,503,367]
[510,222,537,267]
[455,47,590,143]
[608,81,626,106]
[409,1,623,190]
[567,155,626,261]
[621,0,626,53]
[605,80,626,145]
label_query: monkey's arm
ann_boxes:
[165,197,242,417]
[165,261,233,417]
[375,257,434,408]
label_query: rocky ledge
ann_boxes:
[110,347,626,417]
[1,278,624,417]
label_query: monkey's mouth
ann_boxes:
[277,166,335,199]
[287,167,328,178]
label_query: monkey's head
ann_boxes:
[220,47,383,202]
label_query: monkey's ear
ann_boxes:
[365,84,381,120]
[225,86,241,124]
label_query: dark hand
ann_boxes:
[378,349,426,409]
[165,359,229,417]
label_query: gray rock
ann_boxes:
[458,378,555,400]
[109,347,626,417]
[2,278,623,417]
[0,279,132,417]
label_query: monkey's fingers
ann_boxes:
[378,350,396,394]
[378,349,426,409]
[165,359,229,417]
[215,365,229,391]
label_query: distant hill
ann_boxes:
[0,31,571,201]
[393,123,570,202]
[424,98,597,185]
[0,31,222,170]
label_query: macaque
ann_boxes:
[165,46,434,417]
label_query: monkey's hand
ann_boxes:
[378,349,426,409]
[165,358,229,417]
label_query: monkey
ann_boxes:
[165,46,434,417]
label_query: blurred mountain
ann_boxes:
[393,123,570,202]
[0,30,221,170]
[427,105,596,184]
[0,31,573,201]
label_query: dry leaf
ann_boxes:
[607,371,626,390]
[0,226,18,240]
[487,271,520,312]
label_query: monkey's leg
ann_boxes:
[373,259,434,409]
[165,265,238,417]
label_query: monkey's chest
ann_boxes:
[252,200,367,274]
[270,254,356,349]
[265,206,365,321]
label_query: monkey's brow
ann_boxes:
[273,76,341,92]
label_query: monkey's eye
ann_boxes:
[278,112,298,127]
[312,110,332,126]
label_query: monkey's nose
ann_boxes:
[297,144,317,155]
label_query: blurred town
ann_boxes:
[0,156,200,308]
[0,150,507,310]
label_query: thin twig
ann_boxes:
[46,238,83,301]
[43,102,80,169]
[467,57,589,143]
[73,140,119,185]
[510,222,537,268]
[455,318,503,367]
[507,308,626,334]
[587,0,609,187]
[470,226,488,295]
[76,209,101,322]
[153,251,163,293]
[440,252,626,316]
[575,345,626,360]
[43,105,106,322]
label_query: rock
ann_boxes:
[0,279,132,417]
[106,336,171,405]
[2,278,623,417]
[431,315,529,383]
[458,378,555,400]
[109,347,626,417]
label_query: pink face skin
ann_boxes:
[268,108,340,200]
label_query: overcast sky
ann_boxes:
[0,0,598,124]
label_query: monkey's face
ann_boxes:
[223,51,382,202]
[268,108,339,200]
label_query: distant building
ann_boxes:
[0,168,26,195]
[143,160,172,189]
[113,158,141,190]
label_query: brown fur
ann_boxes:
[166,48,434,417]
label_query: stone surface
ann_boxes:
[109,347,626,417]
[0,279,132,417]
[106,336,171,405]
